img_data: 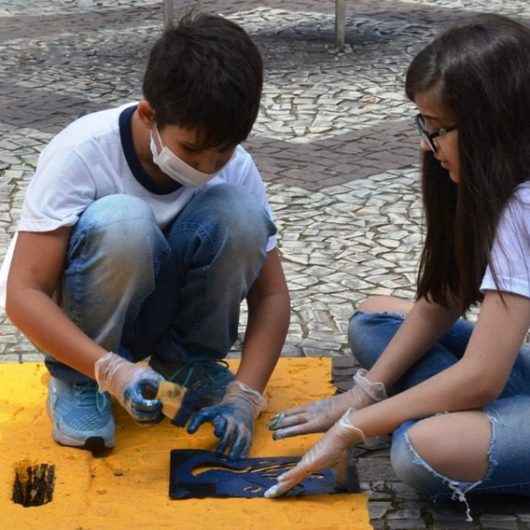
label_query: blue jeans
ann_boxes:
[46,184,275,384]
[349,311,530,506]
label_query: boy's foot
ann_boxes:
[47,377,115,451]
[150,358,235,426]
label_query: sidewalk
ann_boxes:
[1,0,530,528]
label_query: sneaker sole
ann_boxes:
[52,426,115,451]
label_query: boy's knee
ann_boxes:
[73,195,159,262]
[197,184,274,250]
[79,194,154,230]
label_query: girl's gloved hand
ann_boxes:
[94,352,164,424]
[187,380,267,459]
[268,369,387,439]
[264,408,366,498]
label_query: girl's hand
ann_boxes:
[264,409,366,498]
[268,369,386,439]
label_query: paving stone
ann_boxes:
[358,457,399,483]
[479,514,519,530]
[387,506,423,520]
[390,482,422,501]
[387,519,426,530]
[0,353,21,362]
[430,507,481,529]
[369,501,393,520]
[519,514,530,529]
[430,521,481,530]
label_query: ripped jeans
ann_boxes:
[349,311,530,511]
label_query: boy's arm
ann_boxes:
[186,248,290,458]
[6,229,106,378]
[236,248,290,392]
[6,229,164,423]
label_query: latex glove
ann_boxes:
[264,408,366,498]
[187,380,267,459]
[94,352,164,424]
[268,369,386,439]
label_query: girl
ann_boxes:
[266,13,530,515]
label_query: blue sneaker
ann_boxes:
[47,377,115,451]
[151,358,234,426]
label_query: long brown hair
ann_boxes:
[406,14,530,310]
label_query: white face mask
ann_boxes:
[149,127,214,187]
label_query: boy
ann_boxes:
[2,13,290,459]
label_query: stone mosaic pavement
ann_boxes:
[1,0,530,528]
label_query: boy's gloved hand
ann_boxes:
[94,351,164,424]
[264,408,366,498]
[268,369,387,439]
[187,380,267,459]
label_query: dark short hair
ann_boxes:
[143,13,263,149]
[405,14,530,310]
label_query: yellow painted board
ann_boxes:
[0,359,372,530]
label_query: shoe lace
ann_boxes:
[168,359,230,388]
[72,383,107,414]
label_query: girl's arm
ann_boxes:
[269,297,460,439]
[353,290,530,437]
[266,290,530,497]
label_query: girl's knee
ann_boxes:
[348,309,403,369]
[390,423,415,481]
[390,420,480,504]
[358,295,413,314]
[349,311,377,368]
[390,423,438,498]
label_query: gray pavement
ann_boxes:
[1,0,530,528]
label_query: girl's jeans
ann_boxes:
[349,311,530,507]
[45,184,276,384]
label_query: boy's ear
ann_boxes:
[137,99,156,127]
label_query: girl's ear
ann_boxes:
[137,100,156,128]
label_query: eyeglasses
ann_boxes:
[415,113,457,152]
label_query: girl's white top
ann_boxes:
[481,181,530,299]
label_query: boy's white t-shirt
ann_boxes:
[0,103,276,310]
[480,181,530,298]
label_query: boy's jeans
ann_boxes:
[349,311,530,508]
[45,184,276,384]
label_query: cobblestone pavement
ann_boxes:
[1,0,530,528]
